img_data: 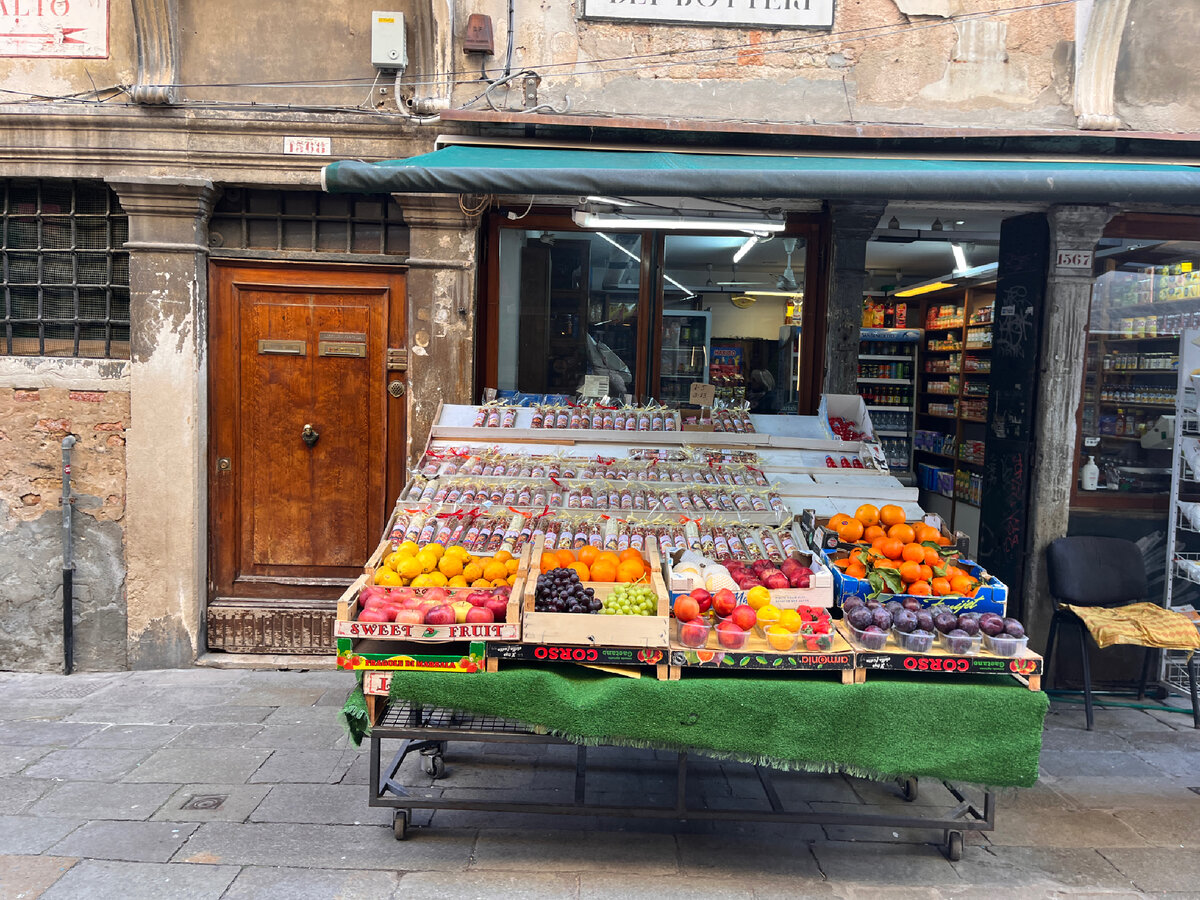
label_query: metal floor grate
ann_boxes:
[380,701,541,736]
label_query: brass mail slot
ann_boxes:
[319,331,366,343]
[319,341,367,358]
[258,339,306,356]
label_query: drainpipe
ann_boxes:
[61,435,77,675]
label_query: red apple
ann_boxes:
[781,558,801,574]
[492,585,511,599]
[740,578,763,590]
[789,573,811,589]
[424,604,455,626]
[712,589,738,618]
[679,621,710,648]
[361,595,390,610]
[424,587,449,605]
[466,590,493,607]
[765,572,790,590]
[465,606,495,624]
[674,595,701,623]
[716,620,749,649]
[689,588,712,614]
[484,595,510,621]
[730,605,757,631]
[393,609,424,625]
[751,559,772,574]
[357,608,390,623]
[393,587,417,602]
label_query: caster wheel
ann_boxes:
[422,755,446,779]
[393,809,410,841]
[901,777,918,803]
[944,830,963,861]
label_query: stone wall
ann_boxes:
[0,365,129,673]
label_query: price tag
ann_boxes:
[581,374,608,398]
[688,382,716,406]
[1055,249,1094,271]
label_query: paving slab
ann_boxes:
[262,706,342,726]
[1100,846,1200,893]
[471,828,679,875]
[227,686,326,707]
[222,865,403,900]
[1113,805,1200,847]
[23,748,150,782]
[1112,729,1200,751]
[167,705,276,725]
[0,721,103,747]
[149,782,272,823]
[28,781,177,820]
[163,723,264,749]
[808,800,969,846]
[61,704,179,726]
[677,832,824,878]
[76,724,187,750]
[125,668,247,688]
[1038,750,1164,778]
[948,846,1134,891]
[1131,748,1200,778]
[175,821,475,870]
[247,749,355,784]
[122,748,272,784]
[242,724,346,749]
[0,775,56,812]
[811,840,959,887]
[47,820,198,863]
[1045,775,1199,809]
[0,815,83,854]
[772,773,863,805]
[401,870,581,899]
[37,859,239,900]
[985,808,1150,848]
[0,854,77,899]
[248,783,391,825]
[0,746,52,776]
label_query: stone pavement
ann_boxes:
[0,666,1198,899]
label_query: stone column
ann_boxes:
[824,201,886,395]
[397,194,477,467]
[107,177,217,669]
[1023,204,1116,649]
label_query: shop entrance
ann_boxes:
[207,261,407,652]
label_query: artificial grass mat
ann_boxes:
[376,665,1047,787]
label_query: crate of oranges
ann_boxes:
[522,535,670,649]
[822,504,1008,617]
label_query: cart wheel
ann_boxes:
[393,809,410,841]
[944,830,963,861]
[422,754,446,779]
[901,777,918,802]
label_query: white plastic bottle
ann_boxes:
[1080,456,1099,491]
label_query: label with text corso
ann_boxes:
[335,620,518,640]
[488,643,665,666]
[855,652,1040,676]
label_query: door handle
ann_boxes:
[301,423,320,448]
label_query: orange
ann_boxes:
[464,561,485,581]
[879,504,906,527]
[483,561,508,582]
[907,580,932,596]
[898,561,922,584]
[855,504,880,527]
[595,551,620,569]
[539,554,559,574]
[863,525,886,543]
[471,578,491,588]
[923,547,943,568]
[880,539,904,560]
[846,562,868,579]
[492,549,512,563]
[874,558,899,570]
[556,548,577,568]
[578,546,600,567]
[833,558,851,570]
[567,561,590,581]
[931,577,952,596]
[914,524,941,544]
[448,575,469,588]
[936,535,952,546]
[901,543,926,563]
[437,555,463,578]
[837,519,865,543]
[827,513,854,531]
[887,523,915,545]
[374,567,401,587]
[950,574,976,595]
[399,557,424,581]
[618,548,644,564]
[617,558,646,583]
[589,559,618,582]
[505,558,520,575]
[917,564,933,583]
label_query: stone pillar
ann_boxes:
[1074,0,1131,131]
[107,177,217,669]
[824,202,886,395]
[397,194,477,467]
[1023,204,1116,649]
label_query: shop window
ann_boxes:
[209,189,408,256]
[496,229,643,398]
[0,180,130,359]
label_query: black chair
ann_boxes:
[1044,535,1199,730]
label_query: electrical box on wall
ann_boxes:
[371,11,407,69]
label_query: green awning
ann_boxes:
[322,144,1200,204]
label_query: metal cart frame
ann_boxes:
[369,701,995,861]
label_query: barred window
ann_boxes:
[1,180,130,359]
[209,188,408,256]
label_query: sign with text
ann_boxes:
[283,136,331,156]
[1054,249,1094,271]
[582,0,834,29]
[0,0,108,58]
[581,374,609,398]
[688,382,716,406]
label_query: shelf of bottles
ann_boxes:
[856,326,921,478]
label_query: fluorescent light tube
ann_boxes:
[893,281,958,298]
[595,231,640,263]
[951,243,968,272]
[572,210,785,233]
[732,235,758,264]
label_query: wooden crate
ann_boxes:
[664,542,834,610]
[521,536,670,648]
[837,622,1043,691]
[337,547,530,644]
[667,619,856,683]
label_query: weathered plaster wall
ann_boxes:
[449,0,1077,128]
[1114,0,1200,132]
[0,360,130,672]
[0,0,137,96]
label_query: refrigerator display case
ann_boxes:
[658,309,712,405]
[858,327,922,482]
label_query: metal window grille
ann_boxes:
[1,180,130,359]
[208,189,408,256]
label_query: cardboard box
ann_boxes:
[820,394,875,441]
[825,551,1007,617]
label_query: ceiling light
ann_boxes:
[893,281,958,298]
[595,231,640,263]
[951,243,968,272]
[745,290,804,298]
[572,209,786,233]
[584,196,638,207]
[732,235,758,264]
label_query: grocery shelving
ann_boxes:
[856,327,921,484]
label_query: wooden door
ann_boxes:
[208,262,406,607]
